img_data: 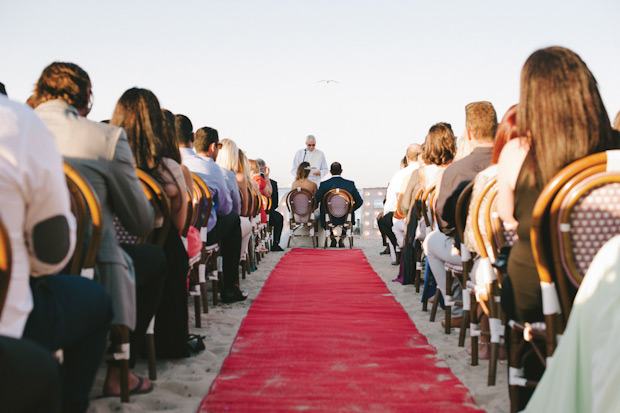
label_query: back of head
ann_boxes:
[216,138,239,171]
[330,162,342,175]
[422,122,456,166]
[161,109,181,163]
[238,149,252,182]
[175,114,193,145]
[518,46,615,184]
[296,161,311,180]
[249,159,260,176]
[406,143,421,163]
[465,101,497,142]
[491,104,518,164]
[110,87,165,170]
[256,158,266,174]
[32,62,91,110]
[194,127,218,153]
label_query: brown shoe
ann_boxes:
[441,316,463,329]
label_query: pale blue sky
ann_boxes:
[2,0,619,187]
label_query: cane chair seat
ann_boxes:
[323,188,355,249]
[286,188,317,248]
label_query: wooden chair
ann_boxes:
[468,177,504,385]
[322,188,355,249]
[64,164,135,401]
[508,150,620,411]
[0,216,12,319]
[286,188,318,248]
[419,184,437,312]
[441,181,474,335]
[412,187,426,293]
[134,169,173,383]
[190,173,218,315]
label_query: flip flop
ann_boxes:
[100,375,154,398]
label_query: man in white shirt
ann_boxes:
[0,94,112,412]
[291,135,328,186]
[377,144,421,261]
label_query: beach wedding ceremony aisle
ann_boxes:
[199,248,481,412]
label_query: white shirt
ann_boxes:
[291,147,328,186]
[384,163,418,214]
[0,96,76,337]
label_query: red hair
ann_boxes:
[491,104,518,164]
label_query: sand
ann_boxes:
[87,237,509,412]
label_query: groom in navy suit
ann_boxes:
[315,162,363,247]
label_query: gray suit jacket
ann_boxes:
[36,100,154,328]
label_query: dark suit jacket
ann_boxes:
[269,178,279,215]
[315,176,363,228]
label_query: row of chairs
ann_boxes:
[409,150,620,412]
[60,165,271,403]
[285,187,356,249]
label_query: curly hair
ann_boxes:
[32,62,91,110]
[422,122,456,166]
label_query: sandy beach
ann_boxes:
[87,237,509,412]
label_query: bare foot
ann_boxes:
[103,365,152,396]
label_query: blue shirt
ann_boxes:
[180,147,232,232]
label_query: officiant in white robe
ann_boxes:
[291,135,328,186]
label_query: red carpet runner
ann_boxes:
[199,249,481,412]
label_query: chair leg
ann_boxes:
[144,317,157,380]
[470,300,480,366]
[429,290,441,322]
[193,293,202,328]
[459,308,470,347]
[445,302,452,334]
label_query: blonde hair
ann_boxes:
[216,139,240,171]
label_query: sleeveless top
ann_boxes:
[507,151,545,322]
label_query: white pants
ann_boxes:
[393,218,405,248]
[240,217,252,260]
[423,230,463,317]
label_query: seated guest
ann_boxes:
[0,93,112,412]
[257,158,285,251]
[180,126,248,303]
[216,139,253,261]
[31,62,157,396]
[315,162,363,248]
[110,88,191,359]
[292,162,318,194]
[424,102,497,329]
[377,145,420,263]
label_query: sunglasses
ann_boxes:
[307,144,316,147]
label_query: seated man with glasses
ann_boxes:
[291,134,328,187]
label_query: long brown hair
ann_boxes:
[518,47,617,184]
[491,104,518,164]
[110,88,166,171]
[296,162,311,180]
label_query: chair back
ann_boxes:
[135,169,171,248]
[63,162,103,274]
[286,188,315,223]
[421,183,437,228]
[323,188,353,221]
[0,217,11,319]
[531,150,620,352]
[190,173,213,230]
[413,187,425,221]
[181,187,194,238]
[455,181,474,250]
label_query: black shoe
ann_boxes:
[271,245,284,252]
[338,239,345,248]
[330,239,337,248]
[221,290,249,304]
[380,247,390,255]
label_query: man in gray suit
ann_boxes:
[32,62,159,396]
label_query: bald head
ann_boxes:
[406,143,421,163]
